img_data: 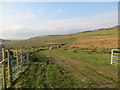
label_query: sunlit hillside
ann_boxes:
[4,26,118,52]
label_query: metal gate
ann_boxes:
[0,44,44,89]
[111,49,120,65]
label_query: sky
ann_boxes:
[0,2,118,40]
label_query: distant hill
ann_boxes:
[0,39,11,43]
[3,26,118,52]
[30,35,59,39]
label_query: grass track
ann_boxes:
[41,49,118,88]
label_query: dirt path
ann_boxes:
[45,52,118,88]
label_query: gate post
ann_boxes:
[0,44,3,89]
[2,48,6,89]
[111,49,113,64]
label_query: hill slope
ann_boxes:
[4,26,118,52]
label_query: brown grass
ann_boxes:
[69,34,118,52]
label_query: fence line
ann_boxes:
[0,47,41,89]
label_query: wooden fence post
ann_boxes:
[27,49,29,61]
[2,48,6,89]
[26,50,29,66]
[7,49,13,86]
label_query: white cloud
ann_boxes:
[34,10,118,34]
[2,11,38,27]
[7,12,37,20]
[2,10,118,39]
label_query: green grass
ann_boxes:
[11,52,78,88]
[41,49,118,87]
[36,49,118,88]
[42,49,118,71]
[10,48,118,88]
[30,52,49,62]
[74,29,117,37]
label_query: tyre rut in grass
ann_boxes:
[44,51,118,88]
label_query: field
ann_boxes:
[3,26,119,88]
